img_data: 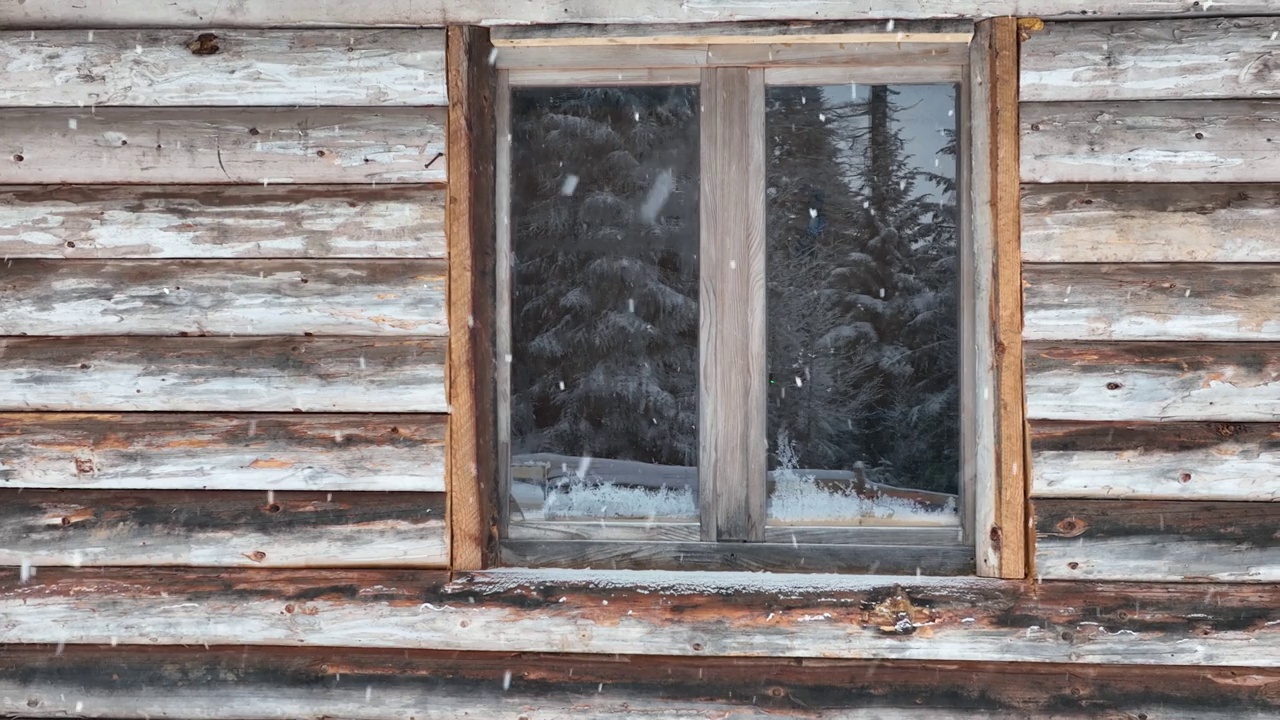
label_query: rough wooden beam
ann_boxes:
[495,42,969,69]
[491,20,973,46]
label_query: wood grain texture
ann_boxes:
[1,567,1276,665]
[491,19,974,45]
[1021,100,1280,184]
[699,67,767,542]
[0,185,447,259]
[0,490,448,568]
[1025,342,1280,422]
[446,26,499,571]
[501,540,974,575]
[1021,184,1280,263]
[0,30,446,107]
[497,42,968,70]
[1034,498,1280,582]
[0,413,446,492]
[0,108,447,185]
[1021,18,1280,102]
[1024,263,1280,341]
[0,337,446,412]
[0,259,446,337]
[6,647,1280,720]
[1031,421,1280,501]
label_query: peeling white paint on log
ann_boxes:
[0,30,446,107]
[0,186,447,259]
[0,108,447,184]
[1038,539,1280,583]
[1021,18,1280,102]
[0,260,447,337]
[1021,184,1280,263]
[1021,101,1280,184]
[1033,449,1280,501]
[0,337,447,413]
[1023,264,1280,342]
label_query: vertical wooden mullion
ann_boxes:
[494,71,513,535]
[699,67,767,542]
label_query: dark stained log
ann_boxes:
[0,567,1275,665]
[0,490,447,568]
[1024,342,1280,422]
[3,645,1279,719]
[0,336,446,412]
[1030,420,1280,501]
[1024,263,1280,341]
[1033,498,1280,582]
[0,413,446,492]
[0,259,446,337]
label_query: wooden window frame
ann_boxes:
[450,19,1026,578]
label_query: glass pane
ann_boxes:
[765,83,961,527]
[508,86,700,526]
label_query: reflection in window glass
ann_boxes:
[508,87,700,524]
[765,84,961,527]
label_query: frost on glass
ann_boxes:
[508,86,700,525]
[765,83,961,527]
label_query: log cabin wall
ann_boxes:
[1020,17,1280,583]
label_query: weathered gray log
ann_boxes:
[1021,18,1280,102]
[497,41,968,69]
[0,413,446,491]
[0,490,448,568]
[0,185,447,259]
[0,108,447,184]
[1021,184,1280,263]
[1023,263,1280,341]
[0,259,446,337]
[1025,342,1280,422]
[0,30,446,106]
[1031,421,1280,501]
[0,337,446,412]
[1021,100,1280,184]
[1034,498,1280,582]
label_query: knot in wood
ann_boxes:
[864,586,931,635]
[1055,517,1085,537]
[186,33,221,56]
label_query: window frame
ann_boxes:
[479,21,1024,577]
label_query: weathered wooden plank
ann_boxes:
[1021,101,1280,184]
[0,259,446,337]
[1021,18,1280,102]
[0,337,446,412]
[491,19,974,46]
[0,413,445,492]
[0,490,447,568]
[1021,184,1280,263]
[0,185,447,259]
[496,42,969,69]
[0,30,445,107]
[501,539,974,575]
[1025,342,1280,422]
[1034,498,1280,582]
[0,108,447,185]
[0,0,1272,27]
[1,567,1276,666]
[5,646,1279,720]
[1024,264,1280,342]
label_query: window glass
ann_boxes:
[764,83,961,527]
[508,86,701,525]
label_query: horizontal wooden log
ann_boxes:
[0,30,445,107]
[1025,342,1280,422]
[496,41,968,69]
[0,413,445,492]
[0,567,1276,665]
[0,490,447,568]
[491,19,974,45]
[1021,18,1280,102]
[0,259,447,337]
[0,108,446,184]
[4,646,1279,720]
[0,0,1271,27]
[1021,100,1280,184]
[1031,421,1280,501]
[1024,263,1280,341]
[1034,498,1280,582]
[501,539,974,575]
[0,337,446,412]
[1021,184,1280,263]
[0,185,447,259]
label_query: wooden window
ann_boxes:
[473,19,1025,577]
